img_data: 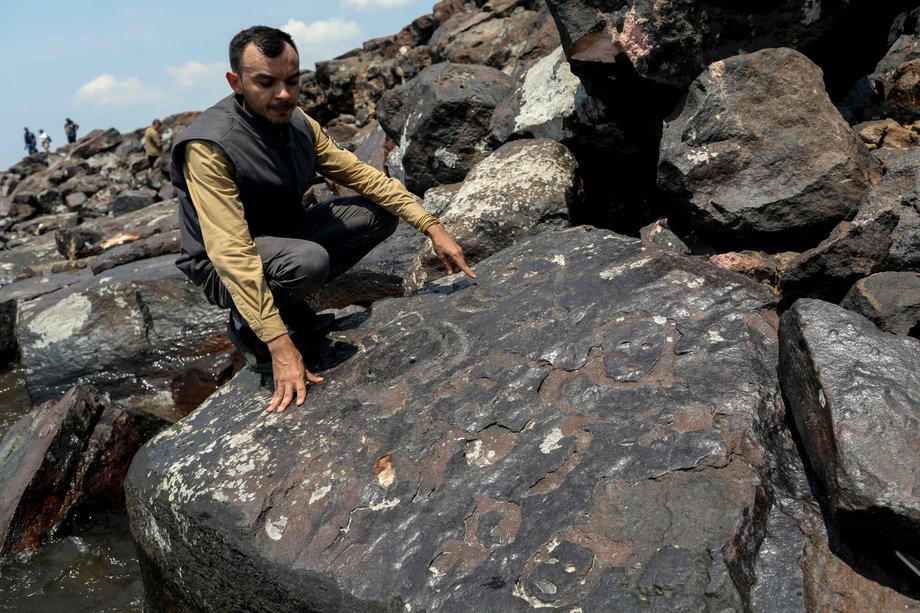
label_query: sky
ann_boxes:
[0,0,430,171]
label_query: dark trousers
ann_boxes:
[203,196,398,323]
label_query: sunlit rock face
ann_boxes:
[126,227,800,611]
[779,298,920,551]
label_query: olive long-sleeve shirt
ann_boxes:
[182,109,437,342]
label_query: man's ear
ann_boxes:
[226,71,243,95]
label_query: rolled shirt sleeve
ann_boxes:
[183,140,288,342]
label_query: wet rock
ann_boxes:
[378,62,512,195]
[841,271,920,336]
[16,255,228,405]
[658,48,880,250]
[0,385,168,554]
[126,227,786,611]
[778,298,920,552]
[12,212,79,237]
[0,386,104,554]
[405,138,578,292]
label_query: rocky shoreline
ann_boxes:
[1,1,919,610]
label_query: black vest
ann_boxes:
[172,94,317,285]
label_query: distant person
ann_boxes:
[38,129,51,153]
[23,127,37,155]
[64,118,79,143]
[144,119,163,179]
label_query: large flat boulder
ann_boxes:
[127,227,791,611]
[17,255,229,406]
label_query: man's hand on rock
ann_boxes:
[426,223,476,278]
[265,334,324,413]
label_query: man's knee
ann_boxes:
[267,242,330,305]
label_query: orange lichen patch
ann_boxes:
[374,452,395,488]
[617,7,652,65]
[672,403,713,433]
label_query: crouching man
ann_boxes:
[173,26,474,414]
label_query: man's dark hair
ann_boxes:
[229,26,298,74]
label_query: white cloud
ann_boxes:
[341,0,416,9]
[165,61,225,88]
[280,18,363,66]
[73,73,166,107]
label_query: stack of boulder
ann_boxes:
[0,0,919,610]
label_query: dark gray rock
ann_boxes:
[404,138,578,292]
[428,2,540,73]
[70,128,124,159]
[640,218,690,255]
[17,255,228,405]
[658,48,880,250]
[377,62,513,195]
[778,298,920,551]
[870,147,920,271]
[126,227,787,612]
[89,229,181,275]
[0,299,16,365]
[112,189,156,216]
[54,227,103,259]
[841,271,920,336]
[778,203,899,303]
[544,0,911,93]
[12,212,79,237]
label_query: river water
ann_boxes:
[0,364,144,611]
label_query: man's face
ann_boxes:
[227,42,300,124]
